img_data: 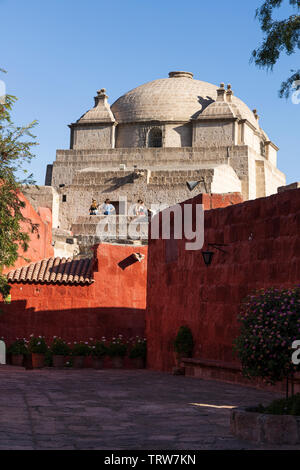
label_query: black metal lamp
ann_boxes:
[202,250,214,266]
[186,181,200,191]
[186,177,208,193]
[202,243,228,267]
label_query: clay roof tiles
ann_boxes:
[7,257,94,285]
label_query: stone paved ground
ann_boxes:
[0,367,297,450]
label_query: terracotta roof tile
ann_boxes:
[7,257,94,285]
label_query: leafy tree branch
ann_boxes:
[252,0,300,97]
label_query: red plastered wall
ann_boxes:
[146,189,300,371]
[2,193,53,274]
[0,244,147,344]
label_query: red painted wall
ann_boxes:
[200,192,243,210]
[0,244,147,345]
[146,189,300,371]
[2,193,53,274]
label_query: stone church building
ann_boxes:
[24,71,285,255]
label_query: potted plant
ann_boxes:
[108,336,127,368]
[8,338,28,366]
[71,342,90,368]
[50,337,70,368]
[28,335,48,368]
[129,337,146,368]
[174,326,194,366]
[90,340,107,369]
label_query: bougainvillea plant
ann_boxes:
[234,286,300,387]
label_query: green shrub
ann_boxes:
[234,287,300,385]
[250,393,300,416]
[174,326,194,357]
[28,335,48,354]
[50,337,70,356]
[8,339,28,355]
[71,342,90,357]
[108,337,127,358]
[90,340,107,358]
[129,337,147,359]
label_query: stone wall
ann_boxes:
[51,145,285,204]
[52,146,240,187]
[71,124,115,150]
[22,185,60,228]
[145,188,300,372]
[55,167,243,231]
[193,121,236,147]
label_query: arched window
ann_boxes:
[148,127,162,148]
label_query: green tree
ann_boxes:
[252,0,300,97]
[0,69,38,298]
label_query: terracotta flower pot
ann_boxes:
[111,356,124,369]
[52,355,66,368]
[92,357,103,369]
[11,354,24,367]
[73,356,85,368]
[31,353,45,369]
[131,357,145,369]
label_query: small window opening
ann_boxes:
[148,127,162,148]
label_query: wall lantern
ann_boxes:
[186,181,200,191]
[186,177,208,193]
[202,251,214,266]
[202,243,228,267]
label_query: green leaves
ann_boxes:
[174,325,194,357]
[253,0,300,97]
[0,69,38,297]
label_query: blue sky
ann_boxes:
[1,0,299,185]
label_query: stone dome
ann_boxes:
[111,71,259,128]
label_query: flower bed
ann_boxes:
[4,334,147,369]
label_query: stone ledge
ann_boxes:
[181,357,300,393]
[182,357,241,372]
[230,407,300,445]
[278,182,300,193]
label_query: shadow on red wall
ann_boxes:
[146,189,300,372]
[0,300,145,346]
